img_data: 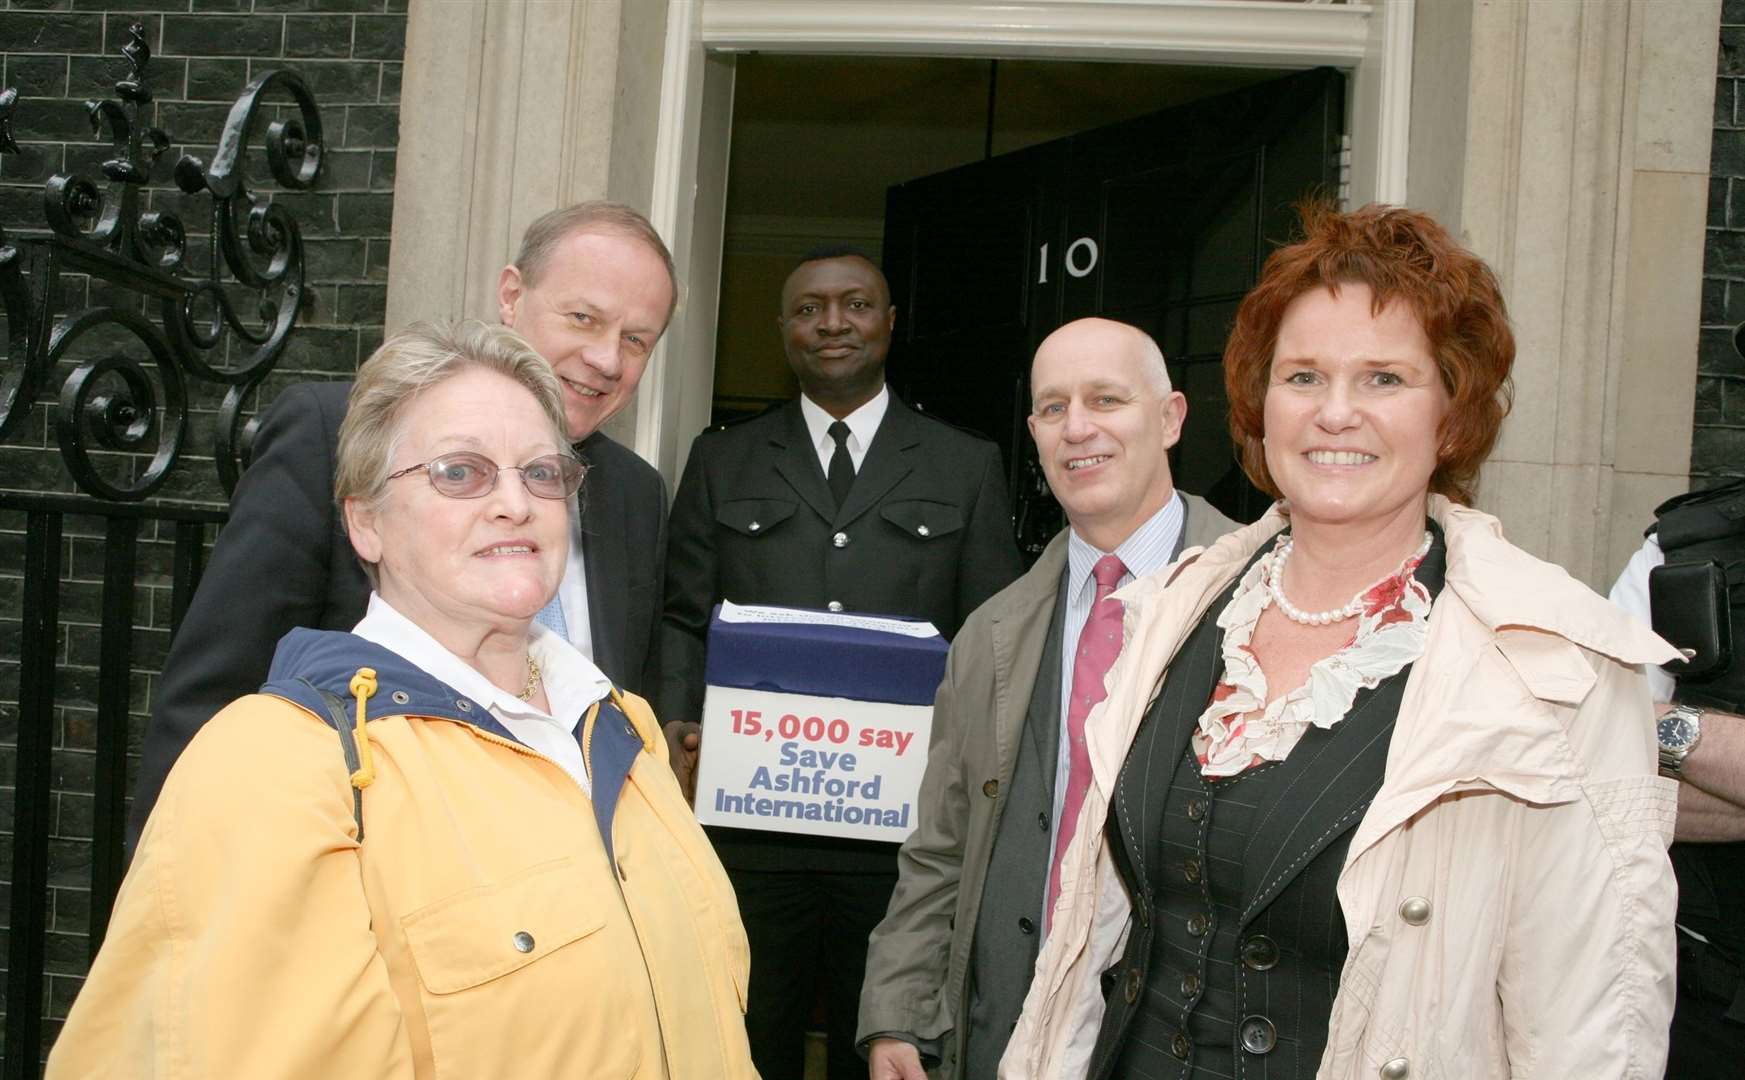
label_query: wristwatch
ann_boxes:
[1657,704,1704,777]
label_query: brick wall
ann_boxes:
[1702,0,1745,484]
[0,0,404,1062]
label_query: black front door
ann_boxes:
[882,67,1346,555]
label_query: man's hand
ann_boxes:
[868,1037,928,1080]
[663,721,702,803]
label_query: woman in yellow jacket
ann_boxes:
[49,321,756,1079]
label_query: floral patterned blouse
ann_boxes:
[1192,537,1433,778]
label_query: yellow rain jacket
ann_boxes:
[48,629,755,1079]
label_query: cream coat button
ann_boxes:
[828,601,844,612]
[512,931,535,953]
[832,532,849,548]
[1380,1057,1410,1079]
[1399,896,1432,926]
[917,524,931,537]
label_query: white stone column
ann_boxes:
[1411,0,1718,587]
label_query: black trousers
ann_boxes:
[1667,986,1745,1078]
[729,866,899,1080]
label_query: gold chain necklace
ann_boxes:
[517,654,542,701]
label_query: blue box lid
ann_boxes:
[703,604,948,706]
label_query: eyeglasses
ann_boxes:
[385,451,587,500]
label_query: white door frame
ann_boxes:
[637,0,1413,479]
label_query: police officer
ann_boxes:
[1610,476,1745,1078]
[657,245,1023,1079]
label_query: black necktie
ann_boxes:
[827,420,855,507]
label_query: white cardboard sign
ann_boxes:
[692,684,932,843]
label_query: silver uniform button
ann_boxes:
[827,601,844,612]
[832,532,849,548]
[512,931,535,953]
[1398,896,1432,926]
[1380,1057,1410,1079]
[749,521,760,532]
[917,524,931,537]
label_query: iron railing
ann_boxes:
[0,24,323,1075]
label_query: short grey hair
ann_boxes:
[512,201,679,327]
[335,320,569,585]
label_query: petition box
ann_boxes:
[692,602,948,843]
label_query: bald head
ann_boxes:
[1032,318,1170,398]
[1026,317,1186,551]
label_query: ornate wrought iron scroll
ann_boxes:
[0,23,323,500]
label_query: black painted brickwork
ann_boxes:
[0,0,405,1062]
[1703,0,1745,483]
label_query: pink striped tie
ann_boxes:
[1046,553,1128,930]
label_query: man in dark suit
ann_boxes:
[659,246,1024,1079]
[857,318,1238,1080]
[129,201,677,851]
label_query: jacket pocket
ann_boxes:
[717,498,797,537]
[879,499,963,541]
[402,857,639,1078]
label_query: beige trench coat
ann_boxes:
[1001,497,1680,1080]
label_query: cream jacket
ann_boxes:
[1001,497,1680,1080]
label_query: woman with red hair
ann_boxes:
[1001,204,1679,1080]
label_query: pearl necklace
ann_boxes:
[1267,530,1433,627]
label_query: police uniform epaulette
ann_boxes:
[907,399,997,443]
[704,399,786,434]
[1649,474,1745,539]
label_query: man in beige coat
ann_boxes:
[857,319,1239,1080]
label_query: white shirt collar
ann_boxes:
[1065,490,1185,596]
[351,593,611,734]
[799,385,890,472]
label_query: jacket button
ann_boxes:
[1037,811,1048,832]
[827,601,845,612]
[1399,896,1432,925]
[1018,916,1034,935]
[1183,856,1202,883]
[832,531,849,548]
[983,779,999,798]
[1380,1058,1410,1079]
[1185,798,1206,822]
[1180,973,1200,997]
[1239,1015,1277,1055]
[749,521,761,532]
[1123,967,1143,1004]
[1242,934,1280,971]
[512,931,535,953]
[917,524,931,537]
[1170,1032,1190,1059]
[1186,913,1209,937]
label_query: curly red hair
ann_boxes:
[1223,202,1515,505]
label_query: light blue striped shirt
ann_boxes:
[1044,492,1185,926]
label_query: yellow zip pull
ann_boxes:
[348,667,379,789]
